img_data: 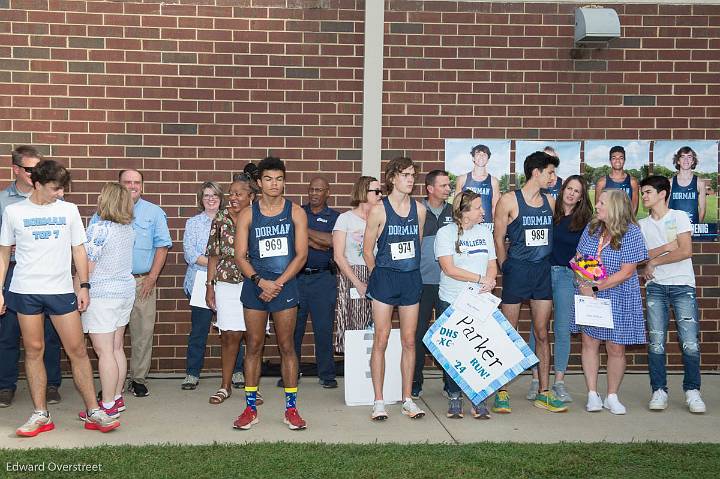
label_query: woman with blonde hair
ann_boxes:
[434,190,497,419]
[81,182,136,417]
[332,176,383,352]
[571,189,648,415]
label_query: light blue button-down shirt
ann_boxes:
[183,212,213,295]
[0,182,32,262]
[90,197,172,274]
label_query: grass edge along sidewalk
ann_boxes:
[2,442,719,478]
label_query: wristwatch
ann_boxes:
[205,279,216,286]
[80,282,91,289]
[251,273,261,285]
[591,286,599,293]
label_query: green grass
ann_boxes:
[2,443,720,478]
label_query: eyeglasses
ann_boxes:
[19,166,33,174]
[203,194,219,200]
[367,189,382,195]
[309,188,328,194]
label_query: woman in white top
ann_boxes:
[82,182,136,416]
[331,176,382,353]
[434,190,497,419]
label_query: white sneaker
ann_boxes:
[586,391,603,412]
[685,389,706,414]
[648,389,668,411]
[371,401,388,421]
[401,398,426,419]
[603,394,626,415]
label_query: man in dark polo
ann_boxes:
[285,177,340,389]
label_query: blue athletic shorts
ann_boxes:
[240,271,300,313]
[6,292,78,316]
[367,267,422,306]
[501,258,552,304]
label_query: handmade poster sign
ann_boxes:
[423,285,538,405]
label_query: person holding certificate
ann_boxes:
[571,189,648,415]
[181,182,223,391]
[434,190,497,419]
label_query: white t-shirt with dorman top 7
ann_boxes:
[0,198,87,294]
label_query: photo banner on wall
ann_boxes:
[584,140,650,218]
[653,140,718,242]
[515,141,581,198]
[445,139,511,229]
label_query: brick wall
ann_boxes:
[1,0,718,374]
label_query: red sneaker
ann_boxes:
[84,409,120,433]
[283,407,307,430]
[233,407,258,430]
[16,411,55,437]
[115,396,126,412]
[78,401,120,421]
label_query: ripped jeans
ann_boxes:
[646,283,701,392]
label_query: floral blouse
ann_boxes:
[205,208,242,284]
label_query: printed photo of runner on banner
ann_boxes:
[652,140,718,241]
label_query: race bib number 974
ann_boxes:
[525,228,548,247]
[390,241,415,260]
[259,237,289,258]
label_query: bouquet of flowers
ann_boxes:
[569,253,607,285]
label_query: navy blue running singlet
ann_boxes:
[248,199,295,275]
[604,174,632,200]
[668,175,700,224]
[506,190,553,263]
[462,172,493,223]
[375,197,421,272]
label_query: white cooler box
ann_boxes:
[343,329,402,406]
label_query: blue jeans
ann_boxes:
[0,263,62,390]
[528,266,573,374]
[185,305,243,377]
[646,283,701,392]
[437,299,462,395]
[294,271,337,381]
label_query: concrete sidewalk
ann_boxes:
[1,373,718,449]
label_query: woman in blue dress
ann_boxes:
[571,189,648,415]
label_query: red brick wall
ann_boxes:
[1,0,718,374]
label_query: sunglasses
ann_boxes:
[19,166,34,174]
[368,189,382,195]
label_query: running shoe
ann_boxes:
[84,408,120,432]
[46,385,62,404]
[128,381,149,397]
[492,391,511,413]
[371,401,388,421]
[232,371,245,389]
[534,390,569,413]
[284,407,307,430]
[411,382,422,399]
[233,407,258,430]
[586,391,603,412]
[16,411,54,437]
[181,375,199,390]
[471,401,491,419]
[401,399,425,419]
[446,394,464,419]
[526,378,539,400]
[115,396,126,412]
[603,394,626,415]
[552,382,573,403]
[78,401,120,421]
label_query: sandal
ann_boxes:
[209,388,230,405]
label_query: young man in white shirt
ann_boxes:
[639,175,705,414]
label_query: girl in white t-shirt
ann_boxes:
[434,190,497,420]
[331,176,382,352]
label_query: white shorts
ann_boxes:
[81,296,134,334]
[216,281,246,332]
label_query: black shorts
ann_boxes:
[6,292,78,316]
[501,258,552,304]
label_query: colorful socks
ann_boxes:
[284,387,297,409]
[245,386,258,411]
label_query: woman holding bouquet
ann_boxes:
[529,176,593,403]
[434,190,497,419]
[571,189,648,415]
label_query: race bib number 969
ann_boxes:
[525,228,548,247]
[259,237,289,258]
[390,241,415,260]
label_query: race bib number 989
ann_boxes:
[259,237,289,258]
[525,228,548,247]
[390,241,415,260]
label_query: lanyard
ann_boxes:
[596,232,608,258]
